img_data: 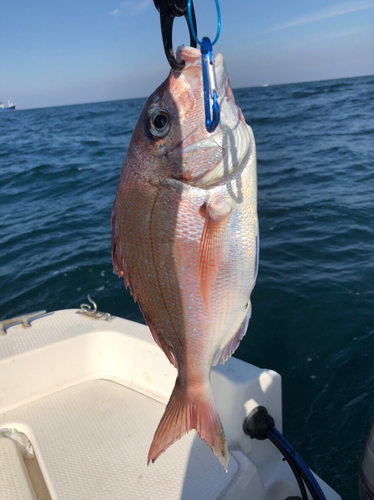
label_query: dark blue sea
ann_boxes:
[1,75,374,499]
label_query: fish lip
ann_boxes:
[175,46,224,69]
[175,46,227,105]
[175,45,239,128]
[175,46,200,66]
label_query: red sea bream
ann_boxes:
[112,46,258,470]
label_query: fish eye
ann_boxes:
[149,108,171,138]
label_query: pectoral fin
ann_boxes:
[198,196,232,311]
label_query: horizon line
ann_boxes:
[11,72,374,111]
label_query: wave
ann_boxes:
[1,74,373,500]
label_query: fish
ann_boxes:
[112,46,258,470]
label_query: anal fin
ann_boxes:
[142,312,177,368]
[219,303,252,365]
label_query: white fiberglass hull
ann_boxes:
[0,308,341,500]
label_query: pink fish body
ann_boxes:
[112,46,258,470]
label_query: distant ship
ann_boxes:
[0,100,16,111]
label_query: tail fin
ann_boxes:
[147,378,228,470]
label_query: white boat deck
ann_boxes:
[0,309,341,500]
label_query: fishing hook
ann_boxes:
[153,0,198,71]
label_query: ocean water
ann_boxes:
[1,75,374,499]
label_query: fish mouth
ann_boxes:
[174,46,238,132]
[173,47,251,188]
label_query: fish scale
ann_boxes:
[112,46,258,470]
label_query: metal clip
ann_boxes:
[201,37,220,132]
[0,310,46,335]
[79,296,113,321]
[153,0,198,70]
[187,0,222,132]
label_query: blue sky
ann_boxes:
[1,0,374,109]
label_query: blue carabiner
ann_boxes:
[201,37,220,132]
[187,0,221,47]
[187,0,221,133]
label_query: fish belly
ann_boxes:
[114,154,257,381]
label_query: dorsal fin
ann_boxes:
[111,199,138,301]
[112,198,176,367]
[111,199,122,276]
